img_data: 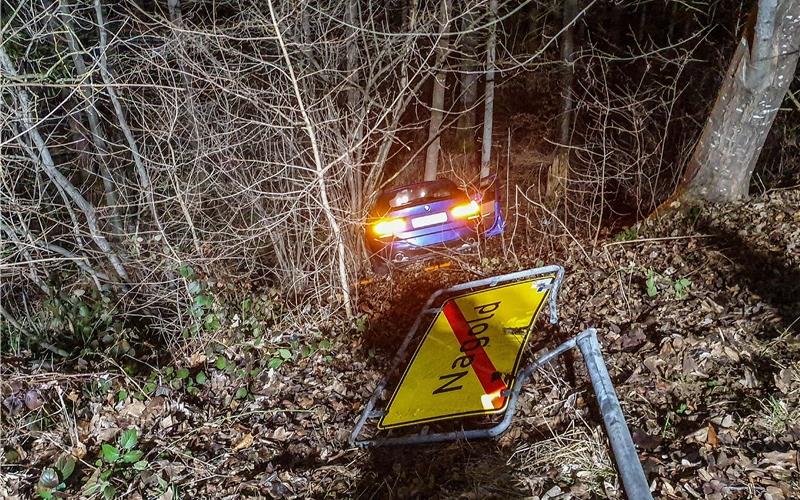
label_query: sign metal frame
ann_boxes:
[349,265,653,500]
[350,265,565,447]
[378,276,556,429]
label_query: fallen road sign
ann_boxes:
[379,277,554,429]
[349,266,565,447]
[350,267,652,500]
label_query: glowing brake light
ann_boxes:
[451,200,480,219]
[373,218,406,237]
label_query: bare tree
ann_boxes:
[547,0,578,205]
[0,0,528,340]
[480,0,498,179]
[456,5,480,151]
[0,46,129,283]
[267,0,353,318]
[57,0,123,236]
[424,0,454,181]
[682,0,800,202]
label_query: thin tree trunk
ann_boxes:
[1,225,51,295]
[0,47,129,282]
[424,0,452,181]
[164,0,204,258]
[346,0,363,213]
[558,0,576,149]
[94,0,162,231]
[547,0,577,204]
[683,0,800,202]
[167,0,182,23]
[58,0,123,236]
[480,0,498,179]
[268,0,353,319]
[456,6,479,151]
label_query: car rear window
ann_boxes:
[378,180,458,209]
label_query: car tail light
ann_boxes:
[451,200,480,219]
[373,218,406,237]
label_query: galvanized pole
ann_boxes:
[577,329,653,500]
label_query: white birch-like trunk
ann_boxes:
[0,47,129,282]
[480,0,498,179]
[94,0,162,232]
[346,0,363,212]
[684,0,800,202]
[58,0,123,236]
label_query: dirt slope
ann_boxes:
[2,189,799,499]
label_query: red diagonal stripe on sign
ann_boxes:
[442,300,507,407]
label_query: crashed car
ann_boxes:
[365,176,504,274]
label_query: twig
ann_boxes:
[602,234,712,249]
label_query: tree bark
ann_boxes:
[456,6,479,151]
[480,0,498,179]
[683,0,800,202]
[424,0,452,181]
[58,0,124,236]
[346,0,363,213]
[547,0,577,204]
[95,0,162,231]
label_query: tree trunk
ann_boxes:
[456,6,479,151]
[547,0,577,204]
[58,0,124,236]
[424,0,452,181]
[683,0,800,202]
[167,0,182,23]
[0,47,129,282]
[346,0,363,213]
[95,0,162,232]
[480,0,498,179]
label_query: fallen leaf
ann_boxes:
[272,426,290,441]
[24,390,44,410]
[707,423,719,448]
[232,433,254,451]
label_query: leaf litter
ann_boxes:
[1,189,799,498]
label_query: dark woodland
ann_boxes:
[1,0,799,498]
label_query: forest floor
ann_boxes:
[2,188,800,499]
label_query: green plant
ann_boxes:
[645,269,658,297]
[179,265,222,336]
[613,226,639,242]
[354,314,368,333]
[36,455,76,499]
[644,270,692,300]
[661,413,673,439]
[673,278,692,299]
[84,429,148,499]
[760,396,799,434]
[38,286,123,355]
[268,348,294,369]
[267,339,333,369]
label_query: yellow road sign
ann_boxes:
[379,276,554,429]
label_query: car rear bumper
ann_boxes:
[370,215,504,267]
